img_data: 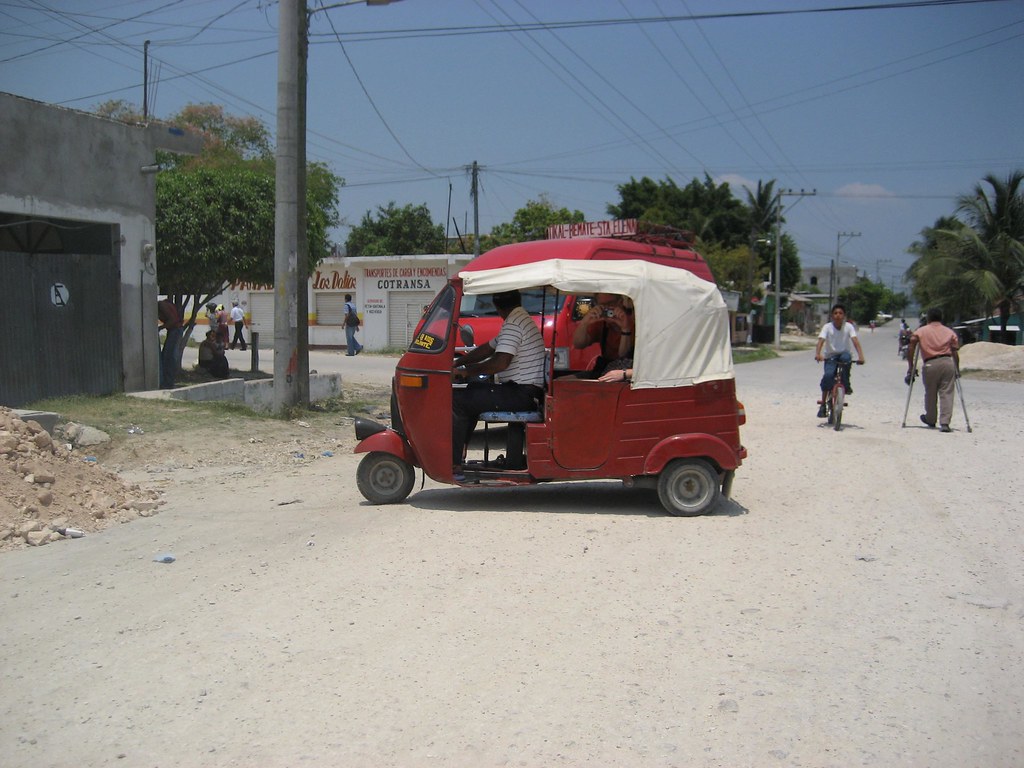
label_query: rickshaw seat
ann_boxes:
[478,410,543,470]
[479,411,543,423]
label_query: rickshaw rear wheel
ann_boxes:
[357,452,415,504]
[657,458,720,517]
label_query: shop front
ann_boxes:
[229,253,473,352]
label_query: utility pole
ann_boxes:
[470,161,480,258]
[274,0,302,411]
[143,40,150,121]
[774,188,816,349]
[274,0,400,412]
[876,258,892,283]
[832,231,861,307]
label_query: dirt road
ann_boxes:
[2,329,1022,767]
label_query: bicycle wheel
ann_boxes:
[833,386,845,431]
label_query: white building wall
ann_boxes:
[227,253,474,352]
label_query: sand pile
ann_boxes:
[0,408,163,551]
[959,341,1024,372]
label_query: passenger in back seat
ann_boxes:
[572,293,635,377]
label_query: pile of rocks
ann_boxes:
[0,408,163,550]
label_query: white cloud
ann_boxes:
[717,173,758,194]
[835,182,895,198]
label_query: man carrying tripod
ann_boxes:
[906,307,960,432]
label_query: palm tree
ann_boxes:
[944,172,1024,335]
[743,180,780,308]
[907,173,1024,334]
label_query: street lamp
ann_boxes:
[273,0,401,411]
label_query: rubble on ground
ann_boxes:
[0,407,163,551]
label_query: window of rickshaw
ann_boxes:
[459,286,566,318]
[408,284,456,354]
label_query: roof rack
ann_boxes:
[604,221,695,250]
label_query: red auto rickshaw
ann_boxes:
[353,258,746,516]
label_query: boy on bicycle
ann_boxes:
[814,303,865,418]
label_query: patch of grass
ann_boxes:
[732,346,779,364]
[25,394,276,437]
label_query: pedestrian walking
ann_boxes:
[344,293,363,356]
[906,307,960,432]
[229,300,247,350]
[216,304,230,349]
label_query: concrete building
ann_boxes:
[220,254,474,352]
[0,92,201,407]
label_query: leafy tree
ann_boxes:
[95,101,342,358]
[907,172,1024,331]
[345,202,444,257]
[700,242,748,293]
[607,174,749,248]
[838,278,891,325]
[483,195,585,248]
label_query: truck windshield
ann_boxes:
[459,286,566,318]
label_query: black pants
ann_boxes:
[231,321,247,350]
[452,382,541,465]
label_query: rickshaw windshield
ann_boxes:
[460,259,734,388]
[408,284,456,354]
[459,286,566,318]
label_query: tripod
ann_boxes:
[901,346,973,432]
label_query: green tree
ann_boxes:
[838,278,890,325]
[116,102,342,352]
[905,216,976,320]
[700,242,749,293]
[607,174,749,248]
[345,202,443,257]
[483,195,585,248]
[743,180,781,308]
[907,172,1024,330]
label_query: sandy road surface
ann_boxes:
[2,330,1022,767]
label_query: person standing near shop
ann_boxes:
[907,307,960,432]
[344,294,363,356]
[157,298,183,389]
[229,300,247,350]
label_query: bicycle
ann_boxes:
[822,359,861,431]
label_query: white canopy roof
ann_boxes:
[460,259,734,388]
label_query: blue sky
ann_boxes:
[2,0,1022,292]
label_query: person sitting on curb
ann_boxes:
[198,330,230,379]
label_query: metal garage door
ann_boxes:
[248,292,274,339]
[388,291,435,349]
[315,292,347,325]
[1,250,122,407]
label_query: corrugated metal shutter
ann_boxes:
[1,250,121,407]
[249,292,274,336]
[315,292,347,325]
[388,291,436,348]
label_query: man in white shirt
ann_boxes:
[814,303,865,417]
[451,289,546,468]
[229,300,247,350]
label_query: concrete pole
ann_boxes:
[774,211,782,350]
[471,160,480,258]
[274,0,301,411]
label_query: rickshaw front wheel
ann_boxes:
[357,452,416,504]
[657,458,720,517]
